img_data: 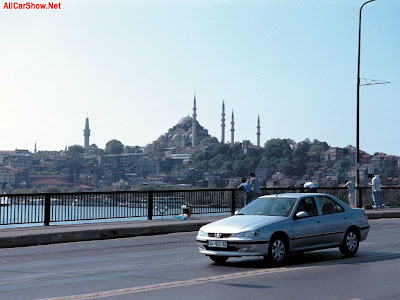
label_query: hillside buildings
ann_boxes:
[0,97,399,192]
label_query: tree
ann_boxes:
[213,144,230,155]
[200,137,219,147]
[260,139,293,174]
[105,140,124,155]
[263,139,292,159]
[292,140,311,176]
[124,145,142,153]
[68,145,85,157]
[89,144,104,155]
[308,140,329,162]
[336,167,346,184]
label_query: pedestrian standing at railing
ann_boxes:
[249,173,261,200]
[343,180,356,208]
[368,174,382,209]
[238,178,253,206]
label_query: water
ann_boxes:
[0,204,231,229]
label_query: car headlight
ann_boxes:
[197,229,207,237]
[231,230,261,238]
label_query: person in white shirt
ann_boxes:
[368,174,382,209]
[343,180,356,208]
[303,182,318,193]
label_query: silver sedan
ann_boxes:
[196,193,370,265]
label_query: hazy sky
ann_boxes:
[1,0,399,155]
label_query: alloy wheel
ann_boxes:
[346,232,358,251]
[271,239,285,261]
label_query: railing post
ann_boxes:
[231,189,236,215]
[148,191,153,220]
[44,194,51,226]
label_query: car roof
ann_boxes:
[260,193,332,198]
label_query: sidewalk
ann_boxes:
[0,209,399,249]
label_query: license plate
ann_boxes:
[207,240,227,248]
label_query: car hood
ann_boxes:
[201,215,285,233]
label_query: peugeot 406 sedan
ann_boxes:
[196,193,370,265]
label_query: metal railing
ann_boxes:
[0,187,399,226]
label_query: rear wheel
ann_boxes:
[209,256,229,264]
[339,229,359,257]
[265,235,288,266]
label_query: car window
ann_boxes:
[295,197,318,217]
[239,197,297,217]
[317,196,345,215]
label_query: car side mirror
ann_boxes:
[234,210,239,215]
[295,211,309,219]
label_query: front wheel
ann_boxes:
[209,256,229,264]
[339,229,359,257]
[265,236,288,266]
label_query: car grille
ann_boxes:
[205,245,238,251]
[207,233,232,238]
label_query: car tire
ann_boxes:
[209,256,229,264]
[339,229,359,257]
[265,235,288,266]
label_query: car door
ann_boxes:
[290,197,324,251]
[317,196,350,245]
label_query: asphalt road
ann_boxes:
[0,219,400,300]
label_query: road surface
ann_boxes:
[0,219,399,299]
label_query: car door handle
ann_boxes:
[317,220,320,223]
[344,217,347,220]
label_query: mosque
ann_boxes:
[82,94,261,151]
[145,95,261,151]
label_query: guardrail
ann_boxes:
[0,187,399,225]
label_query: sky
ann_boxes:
[1,0,399,155]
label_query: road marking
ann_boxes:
[40,252,400,300]
[40,266,297,300]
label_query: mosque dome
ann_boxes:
[172,133,181,141]
[177,116,193,125]
[146,98,216,150]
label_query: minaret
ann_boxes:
[192,94,197,148]
[257,115,261,147]
[221,101,225,144]
[230,110,235,148]
[34,142,37,153]
[84,117,90,150]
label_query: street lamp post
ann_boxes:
[355,0,376,208]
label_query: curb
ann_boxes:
[0,219,215,249]
[365,210,400,219]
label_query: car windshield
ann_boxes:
[238,197,297,217]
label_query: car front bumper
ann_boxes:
[196,239,269,257]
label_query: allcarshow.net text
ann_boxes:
[3,2,61,9]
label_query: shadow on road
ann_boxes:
[209,249,400,269]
